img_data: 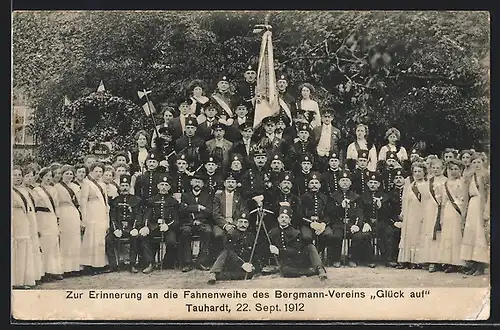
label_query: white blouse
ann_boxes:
[346,140,378,172]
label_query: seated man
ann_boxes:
[178,171,213,272]
[269,202,328,280]
[207,214,260,284]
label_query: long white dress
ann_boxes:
[33,185,63,275]
[417,175,446,264]
[398,180,426,263]
[460,173,489,263]
[80,177,109,267]
[18,186,44,280]
[12,188,36,287]
[346,140,378,172]
[438,178,466,266]
[54,182,82,272]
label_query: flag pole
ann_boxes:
[143,89,160,140]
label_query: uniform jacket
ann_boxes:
[206,138,233,172]
[351,168,372,195]
[229,139,257,168]
[175,135,208,169]
[327,190,363,229]
[269,225,304,266]
[299,191,329,225]
[388,186,405,222]
[359,190,390,226]
[320,168,342,198]
[293,171,313,198]
[109,194,143,231]
[133,170,162,205]
[170,171,192,195]
[143,193,180,231]
[270,191,301,227]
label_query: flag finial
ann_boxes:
[97,80,106,92]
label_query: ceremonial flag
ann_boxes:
[253,29,280,129]
[97,80,106,92]
[137,89,156,117]
[64,95,71,106]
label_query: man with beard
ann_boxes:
[268,154,286,192]
[178,172,213,272]
[207,213,260,284]
[211,74,235,126]
[269,202,328,280]
[174,115,208,172]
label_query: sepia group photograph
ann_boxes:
[11,9,490,322]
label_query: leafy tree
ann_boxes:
[12,11,490,165]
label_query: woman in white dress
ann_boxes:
[378,127,408,163]
[460,152,490,276]
[396,161,427,269]
[438,159,466,273]
[54,165,82,276]
[128,130,150,176]
[296,83,321,128]
[459,149,475,184]
[33,167,64,281]
[417,158,447,272]
[19,165,44,282]
[74,163,87,188]
[12,165,37,289]
[49,163,63,185]
[346,124,378,171]
[80,162,110,274]
[424,155,438,180]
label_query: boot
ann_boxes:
[130,265,139,274]
[473,263,485,276]
[333,261,341,268]
[428,263,437,273]
[207,272,217,285]
[142,263,154,274]
[317,266,328,281]
[348,261,357,268]
[444,265,457,273]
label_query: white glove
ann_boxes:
[160,224,169,232]
[293,137,300,143]
[350,225,360,233]
[362,223,372,233]
[269,245,279,255]
[241,262,254,273]
[113,229,123,238]
[198,205,207,211]
[341,199,350,209]
[173,193,182,202]
[374,197,382,209]
[159,160,169,168]
[316,222,326,235]
[310,221,320,230]
[139,227,150,236]
[393,221,403,229]
[252,195,265,207]
[130,228,139,237]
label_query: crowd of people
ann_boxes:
[12,68,490,288]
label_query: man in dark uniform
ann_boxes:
[105,174,145,273]
[202,156,223,197]
[211,74,235,124]
[170,98,194,141]
[197,101,220,141]
[133,150,163,207]
[326,170,364,268]
[227,100,250,143]
[269,202,328,280]
[207,213,260,284]
[293,154,314,197]
[289,123,316,172]
[268,154,286,191]
[271,171,301,228]
[389,169,407,268]
[154,126,177,171]
[141,174,181,273]
[227,154,246,185]
[205,122,233,174]
[178,171,213,272]
[170,153,192,200]
[320,151,343,199]
[276,73,296,124]
[237,64,257,118]
[380,151,402,193]
[299,171,334,253]
[174,115,208,172]
[229,122,257,169]
[257,116,285,159]
[351,150,371,195]
[358,171,390,268]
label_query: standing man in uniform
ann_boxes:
[211,74,235,126]
[205,123,233,174]
[388,169,407,267]
[276,73,296,124]
[313,109,342,173]
[175,115,208,172]
[237,64,257,119]
[320,151,343,199]
[229,122,257,169]
[133,150,163,207]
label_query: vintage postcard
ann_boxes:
[11,10,490,321]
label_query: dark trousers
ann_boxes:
[209,250,255,280]
[357,221,393,264]
[391,227,401,263]
[280,244,324,277]
[330,225,363,263]
[105,230,144,268]
[143,229,177,266]
[300,225,334,252]
[179,223,212,266]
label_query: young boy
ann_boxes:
[320,151,342,198]
[106,175,144,273]
[326,170,364,268]
[269,202,328,280]
[207,213,259,284]
[358,171,390,268]
[141,174,181,273]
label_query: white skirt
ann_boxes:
[37,211,63,274]
[80,199,109,267]
[59,204,82,272]
[12,209,37,286]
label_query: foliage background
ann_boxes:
[12,11,490,165]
